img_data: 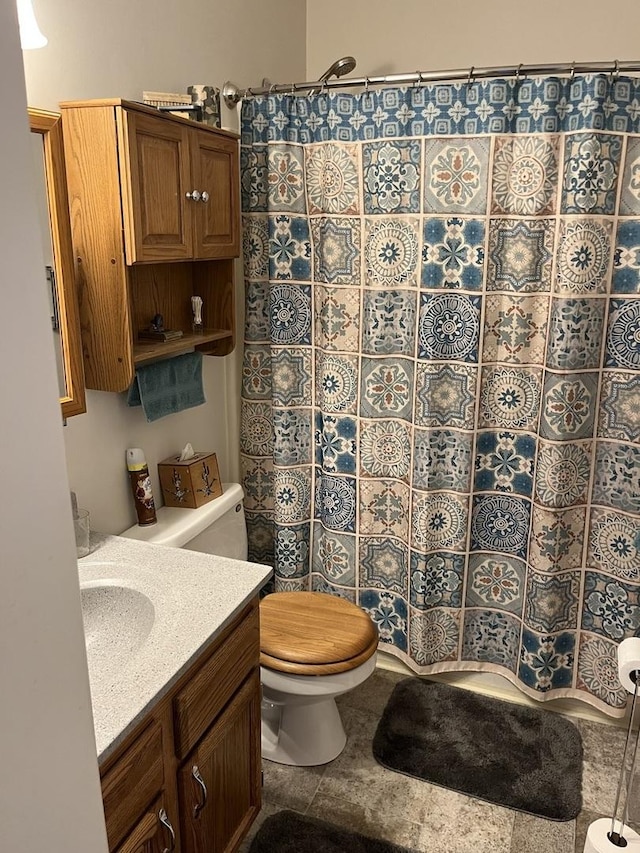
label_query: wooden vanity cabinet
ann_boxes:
[116,797,173,853]
[99,600,261,853]
[101,721,165,849]
[60,99,240,393]
[178,673,262,853]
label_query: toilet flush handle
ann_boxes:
[191,765,208,818]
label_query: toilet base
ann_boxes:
[261,696,347,766]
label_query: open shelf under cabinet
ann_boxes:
[133,328,234,364]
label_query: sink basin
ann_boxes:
[81,580,155,681]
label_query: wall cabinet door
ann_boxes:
[178,672,261,853]
[121,111,193,263]
[190,130,239,260]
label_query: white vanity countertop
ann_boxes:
[78,533,272,764]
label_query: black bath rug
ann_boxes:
[372,678,583,821]
[249,810,415,853]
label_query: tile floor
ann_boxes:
[240,669,639,853]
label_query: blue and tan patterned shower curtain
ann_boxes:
[240,74,640,715]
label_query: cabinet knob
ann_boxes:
[158,808,176,853]
[186,190,202,202]
[200,191,210,203]
[191,764,208,818]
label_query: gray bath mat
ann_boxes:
[249,810,415,853]
[372,678,583,821]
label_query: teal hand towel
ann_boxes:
[127,352,205,422]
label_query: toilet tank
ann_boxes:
[120,483,248,560]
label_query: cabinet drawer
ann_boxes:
[173,603,260,759]
[115,795,175,853]
[101,722,164,850]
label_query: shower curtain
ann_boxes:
[240,74,640,715]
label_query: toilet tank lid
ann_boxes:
[120,482,244,548]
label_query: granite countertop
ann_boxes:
[78,534,272,764]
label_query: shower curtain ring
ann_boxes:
[569,61,576,83]
[414,71,422,89]
[514,63,522,85]
[269,83,277,96]
[467,66,475,90]
[611,59,620,85]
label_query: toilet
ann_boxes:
[121,483,379,766]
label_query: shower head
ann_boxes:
[318,56,357,82]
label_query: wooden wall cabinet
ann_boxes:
[121,110,239,264]
[60,99,240,393]
[100,600,261,853]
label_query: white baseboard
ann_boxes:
[375,650,630,729]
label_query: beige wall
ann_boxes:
[24,0,306,107]
[0,0,108,849]
[307,0,640,79]
[22,0,306,534]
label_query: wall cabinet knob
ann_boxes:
[186,190,201,201]
[200,191,210,203]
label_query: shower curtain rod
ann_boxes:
[222,59,640,108]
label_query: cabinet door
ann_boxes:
[116,798,177,853]
[178,671,261,853]
[102,721,165,851]
[190,130,239,260]
[120,110,193,263]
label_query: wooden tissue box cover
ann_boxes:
[158,452,223,508]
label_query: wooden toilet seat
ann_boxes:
[259,592,379,676]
